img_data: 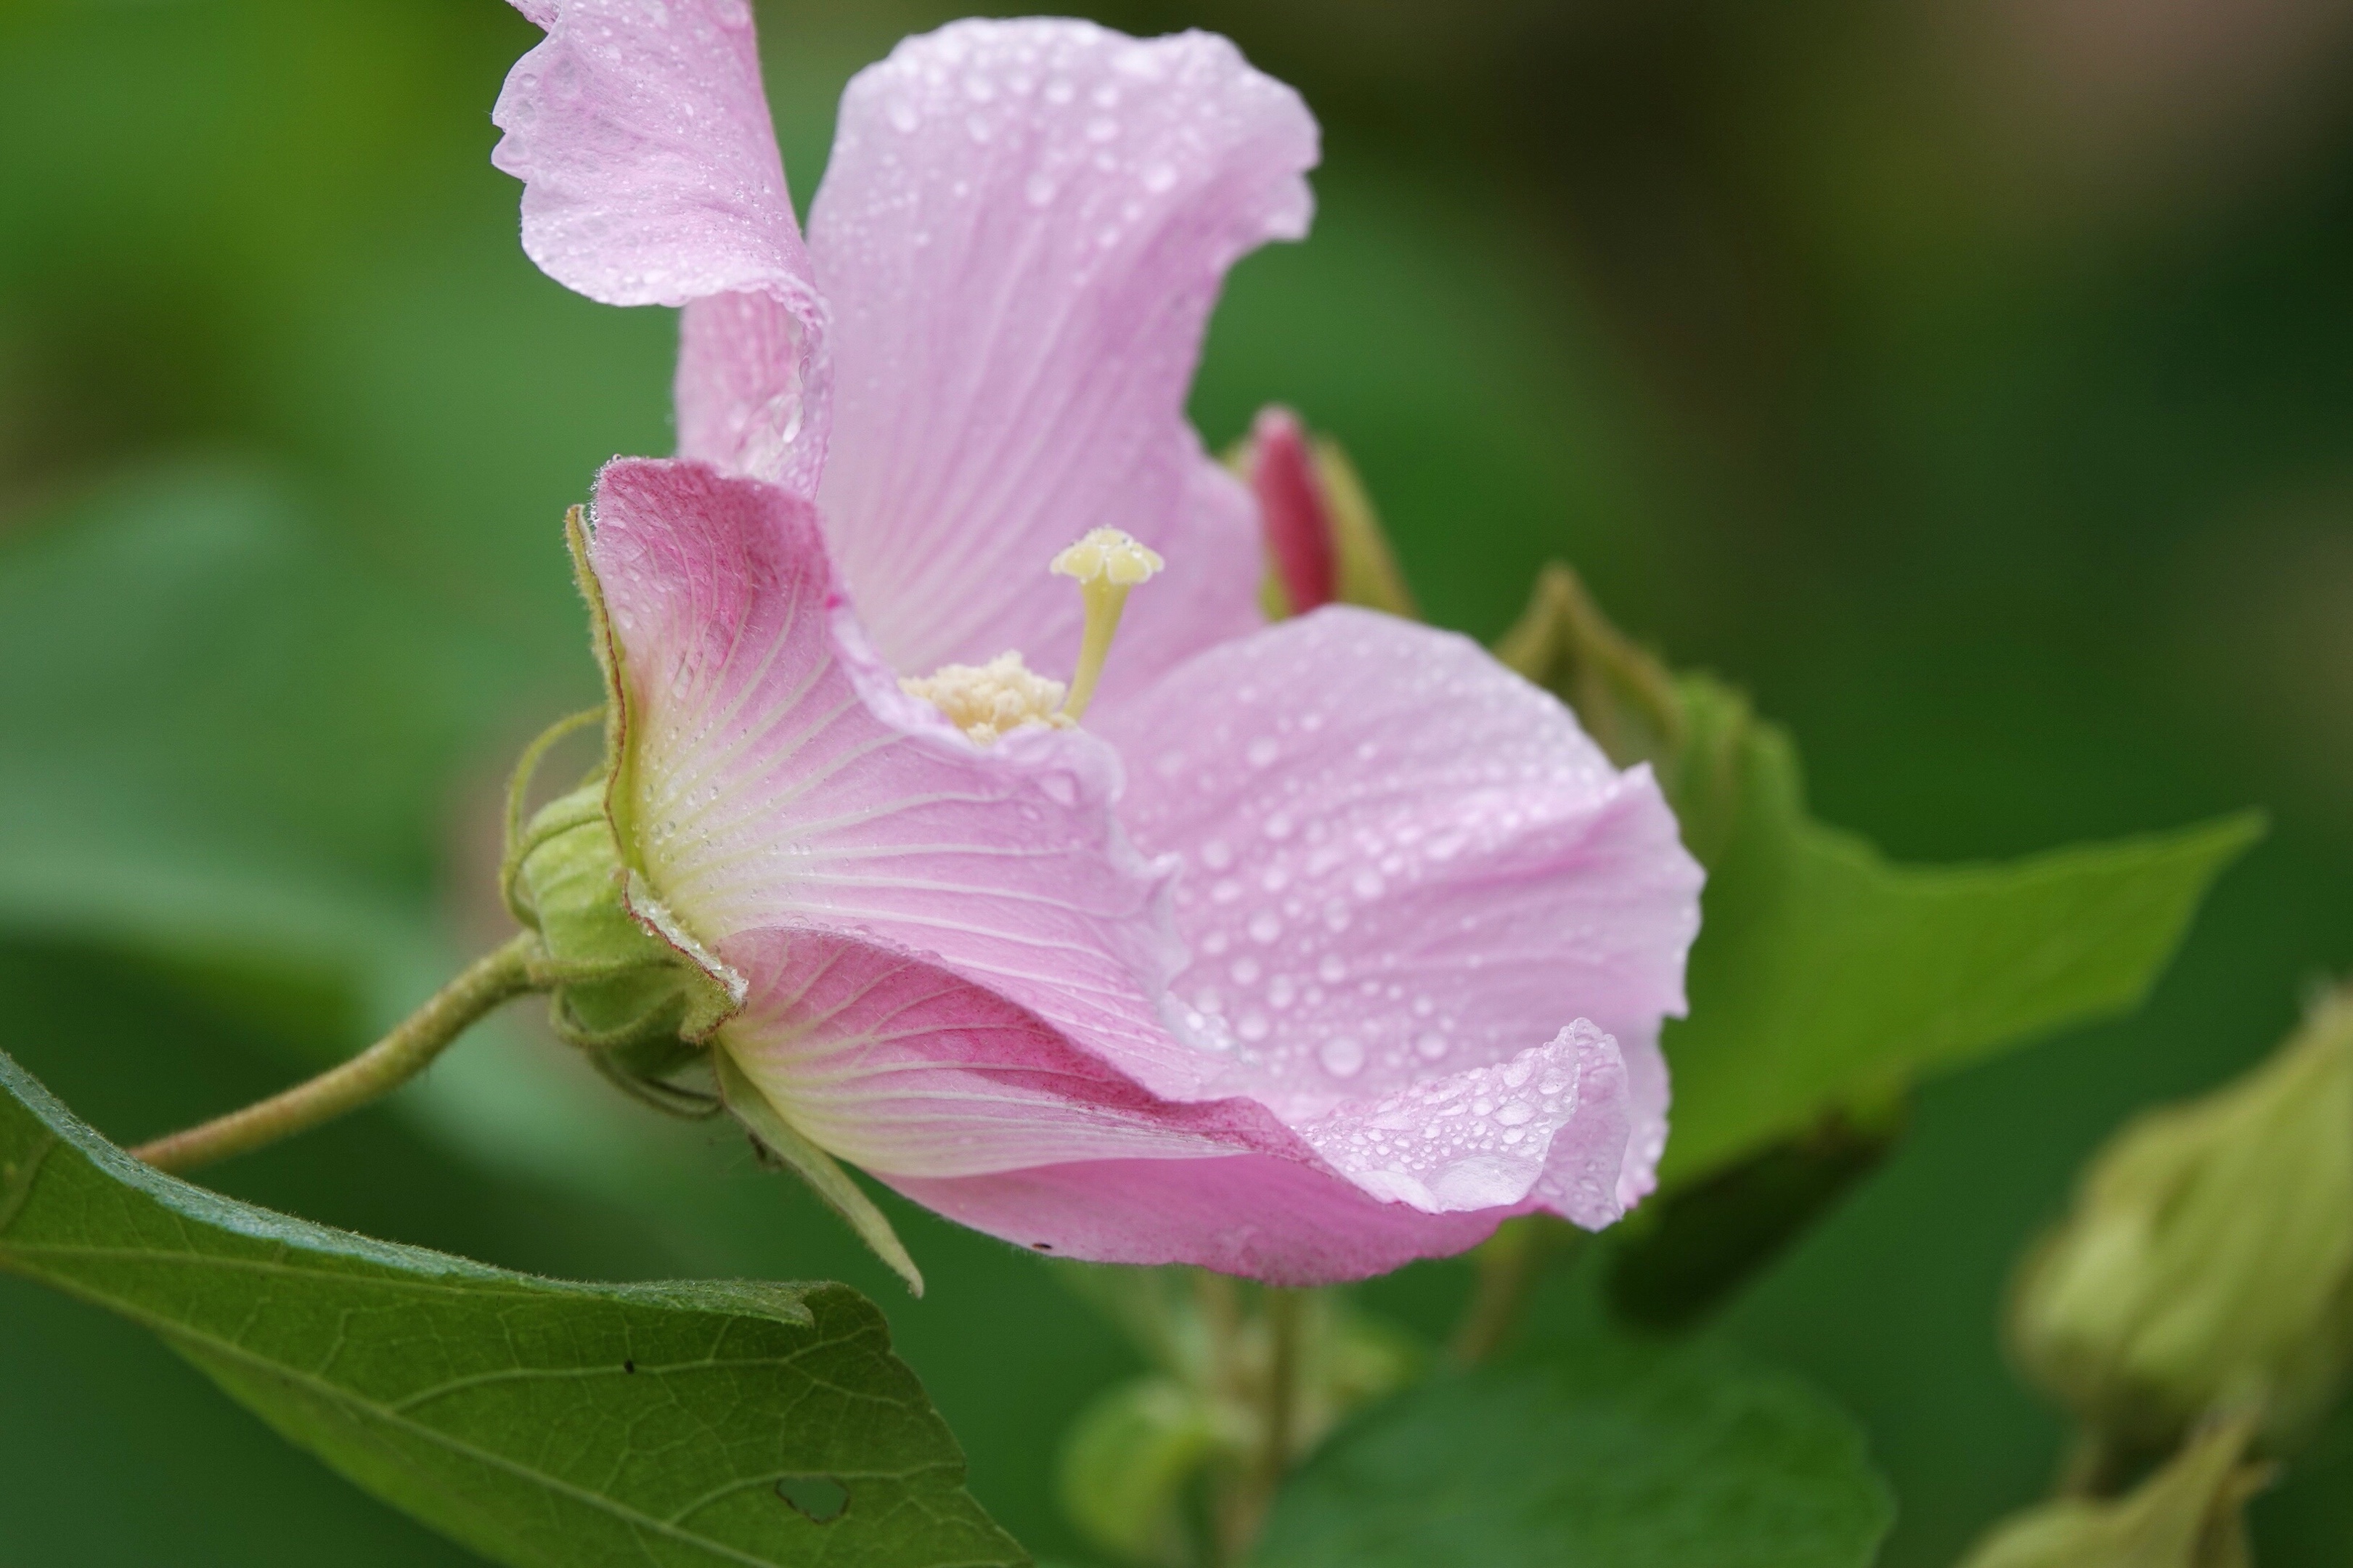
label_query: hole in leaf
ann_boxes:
[775,1475,849,1523]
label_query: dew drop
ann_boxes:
[1247,910,1283,944]
[1318,953,1347,984]
[1268,973,1297,1008]
[1200,838,1233,871]
[887,98,921,133]
[1496,1101,1535,1127]
[1024,170,1059,206]
[1247,738,1279,767]
[1236,1010,1271,1043]
[1230,957,1262,985]
[1141,160,1177,192]
[1320,1036,1366,1078]
[1211,878,1242,905]
[1415,1032,1449,1061]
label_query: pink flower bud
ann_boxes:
[1247,407,1338,615]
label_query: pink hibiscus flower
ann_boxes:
[492,4,1703,1284]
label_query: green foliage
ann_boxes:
[0,1046,1020,1568]
[1665,748,2259,1184]
[1251,1327,1893,1568]
[1059,1376,1234,1563]
[0,462,514,1043]
[1498,562,2259,1189]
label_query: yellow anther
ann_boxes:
[1051,528,1163,720]
[901,652,1074,746]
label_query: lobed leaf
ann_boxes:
[0,1047,1022,1568]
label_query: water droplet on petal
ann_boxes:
[1200,838,1233,871]
[1247,910,1283,944]
[1320,1036,1366,1077]
[1247,738,1279,767]
[1318,954,1347,984]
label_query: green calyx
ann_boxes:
[500,711,739,1113]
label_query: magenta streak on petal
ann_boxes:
[584,457,1223,1103]
[807,19,1316,705]
[492,0,830,494]
[1247,406,1336,613]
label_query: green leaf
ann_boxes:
[1497,563,2259,1189]
[0,1047,1021,1568]
[1663,761,2260,1183]
[1251,1329,1892,1568]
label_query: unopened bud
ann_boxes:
[2010,989,2353,1453]
[1233,407,1418,621]
[1246,407,1337,615]
[1955,1416,2270,1568]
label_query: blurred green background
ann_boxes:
[2,0,2349,1562]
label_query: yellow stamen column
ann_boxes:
[1051,527,1165,721]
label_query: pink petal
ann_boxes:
[585,457,1214,1097]
[717,929,1271,1178]
[1296,1021,1635,1228]
[1098,607,1705,1197]
[719,931,1644,1280]
[889,1155,1512,1286]
[492,1,829,494]
[807,19,1317,702]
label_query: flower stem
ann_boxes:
[1449,1215,1578,1366]
[1213,1285,1303,1566]
[131,933,544,1174]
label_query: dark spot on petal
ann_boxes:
[1032,1241,1053,1251]
[775,1475,849,1523]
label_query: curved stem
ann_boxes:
[131,933,544,1174]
